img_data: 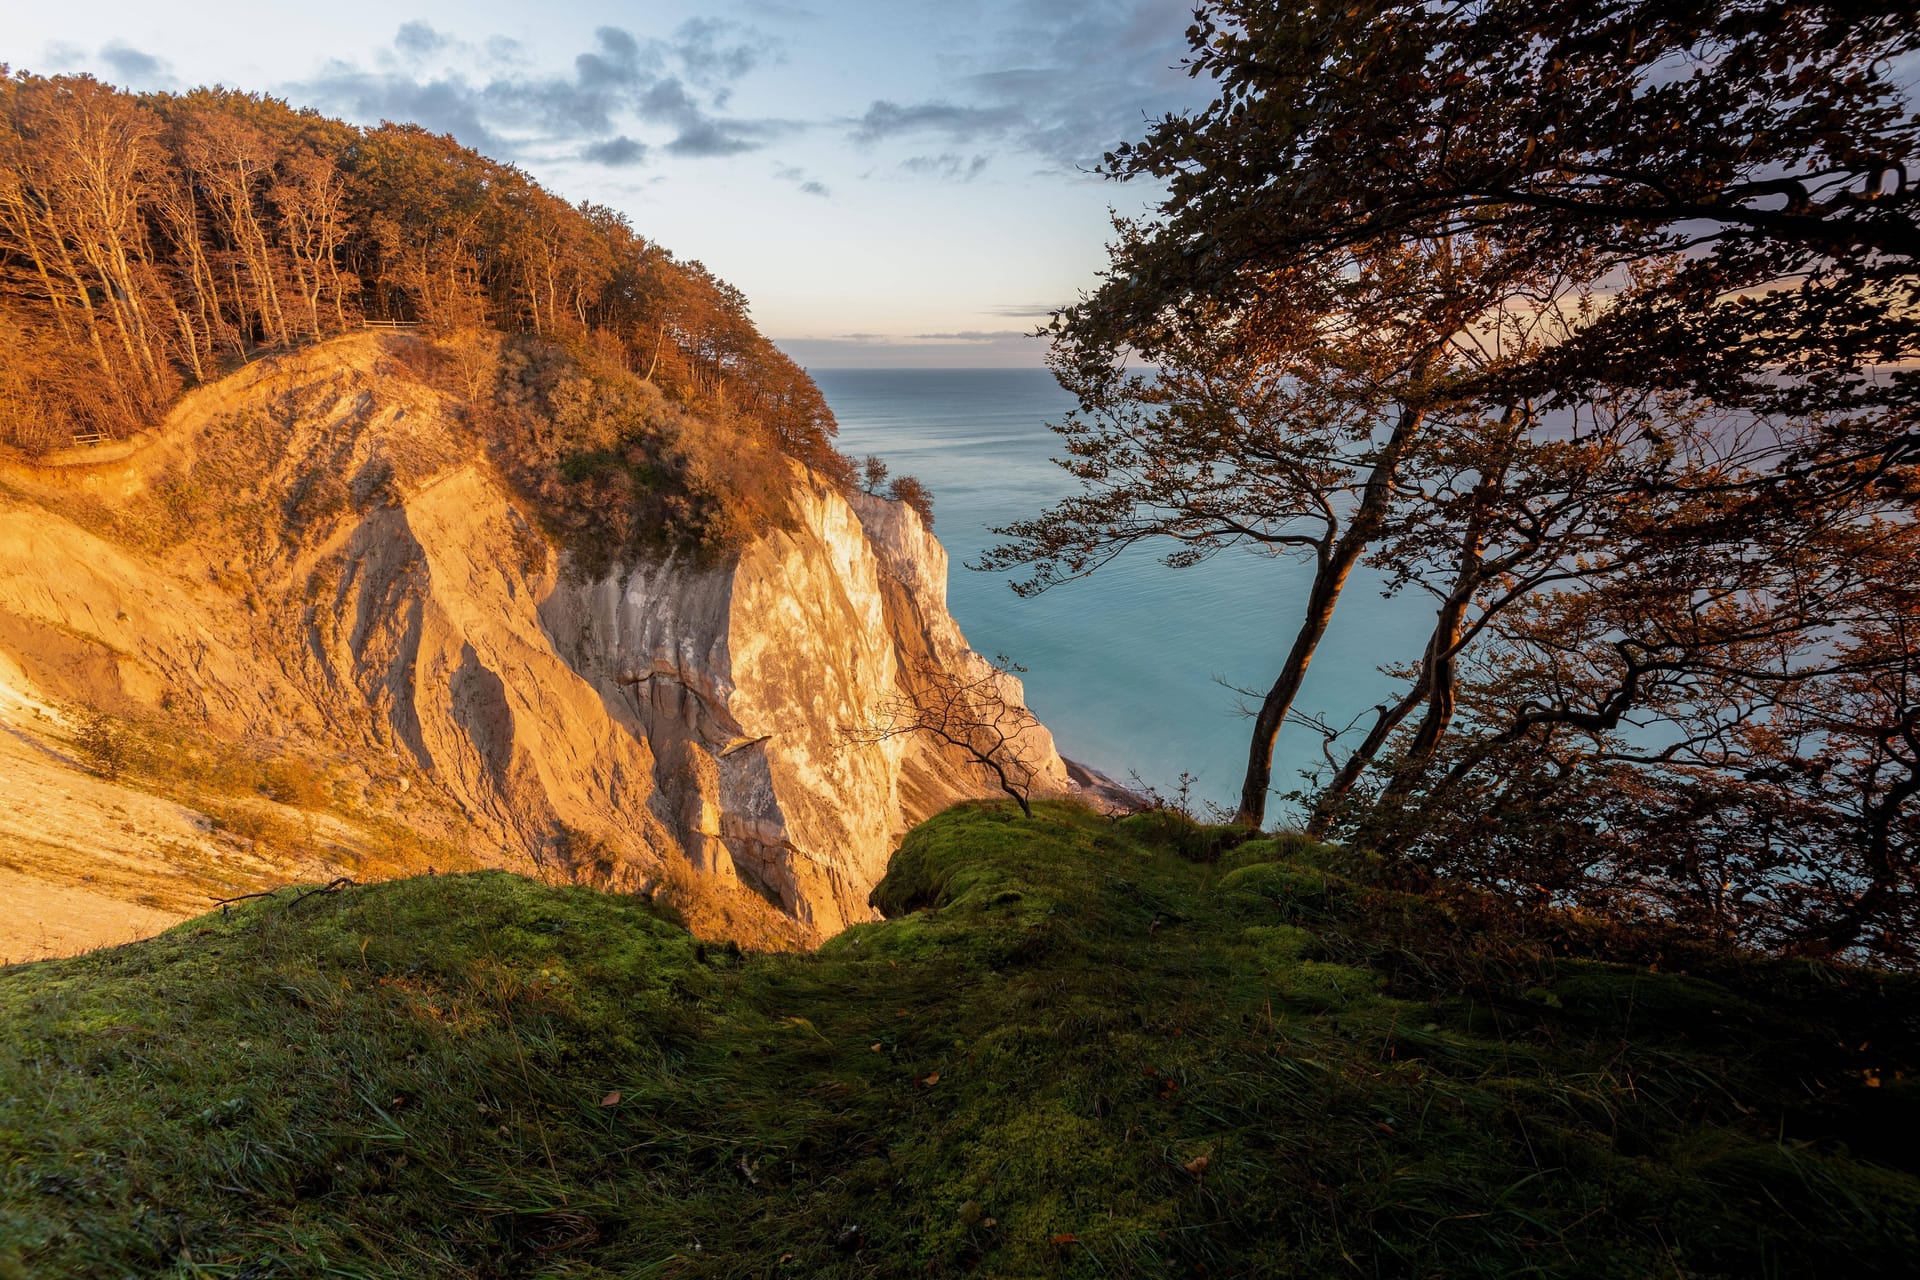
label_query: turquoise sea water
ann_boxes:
[812,368,1432,820]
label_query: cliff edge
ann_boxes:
[0,333,1067,951]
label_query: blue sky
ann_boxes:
[3,0,1213,366]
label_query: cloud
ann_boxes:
[288,21,795,164]
[912,329,1031,341]
[848,0,1211,173]
[986,302,1067,318]
[666,119,764,157]
[900,153,991,182]
[742,0,816,18]
[294,66,505,151]
[394,22,450,60]
[483,36,529,68]
[673,17,775,87]
[772,162,829,197]
[40,42,88,70]
[582,135,649,166]
[774,332,1048,369]
[98,42,172,86]
[852,100,1023,145]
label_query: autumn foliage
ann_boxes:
[0,70,850,512]
[991,1,1920,963]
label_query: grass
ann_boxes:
[2,801,1916,1278]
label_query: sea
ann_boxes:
[813,368,1436,821]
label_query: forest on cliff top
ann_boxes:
[0,71,926,568]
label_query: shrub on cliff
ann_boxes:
[463,335,805,571]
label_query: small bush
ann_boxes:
[259,759,330,810]
[74,711,128,780]
[204,801,298,850]
[887,474,934,527]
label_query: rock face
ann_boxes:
[0,335,1067,942]
[544,474,1067,934]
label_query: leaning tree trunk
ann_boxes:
[1235,404,1424,826]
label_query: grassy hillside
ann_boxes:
[3,802,1916,1278]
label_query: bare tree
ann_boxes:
[844,657,1043,818]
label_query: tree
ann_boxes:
[75,709,127,780]
[987,228,1583,825]
[990,0,1918,834]
[860,453,889,494]
[1353,507,1920,961]
[1119,2,1917,426]
[886,474,933,527]
[0,72,853,515]
[0,73,175,428]
[843,657,1045,818]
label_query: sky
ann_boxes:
[1,0,1216,367]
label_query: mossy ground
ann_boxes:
[2,802,1916,1278]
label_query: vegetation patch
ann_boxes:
[3,802,1914,1277]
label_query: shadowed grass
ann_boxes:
[2,801,1916,1277]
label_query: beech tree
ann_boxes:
[987,228,1593,824]
[1364,504,1920,960]
[991,0,1918,841]
[1120,2,1917,428]
[886,475,934,527]
[0,69,856,489]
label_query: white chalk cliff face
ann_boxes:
[545,473,1067,934]
[0,335,1067,943]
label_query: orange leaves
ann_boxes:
[1142,1065,1180,1100]
[599,1090,621,1107]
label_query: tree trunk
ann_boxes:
[1235,403,1425,826]
[1383,421,1522,807]
[1305,675,1430,838]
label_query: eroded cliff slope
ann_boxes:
[0,333,1067,952]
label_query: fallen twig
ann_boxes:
[287,877,357,910]
[210,889,282,910]
[207,877,357,917]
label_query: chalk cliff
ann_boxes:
[0,334,1067,949]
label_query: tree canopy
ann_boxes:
[0,71,847,494]
[988,0,1920,961]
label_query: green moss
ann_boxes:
[2,802,1916,1278]
[1217,859,1351,922]
[1235,923,1318,969]
[1217,830,1331,874]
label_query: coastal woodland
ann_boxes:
[987,0,1920,964]
[0,72,896,560]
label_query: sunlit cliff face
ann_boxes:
[0,334,1069,955]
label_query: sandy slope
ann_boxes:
[0,871,185,965]
[0,650,340,962]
